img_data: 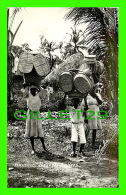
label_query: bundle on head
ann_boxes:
[42,52,84,85]
[18,52,50,86]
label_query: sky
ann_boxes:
[9,7,76,51]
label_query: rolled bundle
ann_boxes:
[59,72,73,93]
[74,72,93,94]
[42,52,84,84]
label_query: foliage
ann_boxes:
[65,7,118,100]
[39,36,62,70]
[65,26,86,53]
[102,115,118,159]
[8,8,23,101]
[40,90,65,111]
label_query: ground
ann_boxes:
[8,117,118,188]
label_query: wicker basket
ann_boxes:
[18,52,34,73]
[18,52,50,77]
[59,72,73,93]
[74,72,93,94]
[33,53,50,76]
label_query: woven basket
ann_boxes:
[59,72,73,93]
[79,63,89,71]
[33,53,50,76]
[74,72,93,94]
[18,52,34,73]
[18,52,50,77]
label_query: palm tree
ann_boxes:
[65,7,118,101]
[8,8,23,101]
[65,26,88,55]
[39,36,62,70]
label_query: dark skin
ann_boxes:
[89,89,102,149]
[90,87,102,105]
[27,87,47,152]
[72,98,85,156]
[30,137,46,151]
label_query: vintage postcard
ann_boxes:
[7,7,119,188]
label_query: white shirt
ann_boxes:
[86,93,102,106]
[69,106,84,123]
[27,92,41,111]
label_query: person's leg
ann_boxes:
[71,142,77,157]
[71,124,78,157]
[85,124,90,139]
[92,129,96,148]
[72,141,77,154]
[79,144,85,153]
[40,137,46,151]
[30,137,35,153]
[79,123,86,154]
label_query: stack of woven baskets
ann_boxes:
[18,52,50,86]
[59,70,93,98]
[59,54,104,98]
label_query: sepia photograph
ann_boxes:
[8,7,118,188]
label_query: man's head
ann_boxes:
[72,98,80,109]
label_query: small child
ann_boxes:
[69,98,86,157]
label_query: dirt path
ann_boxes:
[8,120,118,188]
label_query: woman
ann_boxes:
[86,88,103,149]
[23,84,47,154]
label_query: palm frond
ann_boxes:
[65,7,118,99]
